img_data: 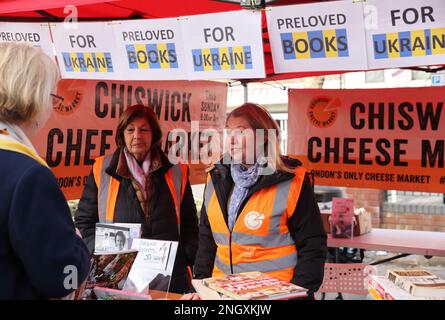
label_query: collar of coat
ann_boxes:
[209,154,303,190]
[0,136,48,167]
[105,146,170,180]
[207,154,304,220]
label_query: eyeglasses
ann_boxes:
[50,93,64,107]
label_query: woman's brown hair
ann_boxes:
[227,103,294,173]
[115,104,162,149]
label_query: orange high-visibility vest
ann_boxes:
[92,155,188,232]
[204,166,307,282]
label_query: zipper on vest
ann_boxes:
[229,231,233,274]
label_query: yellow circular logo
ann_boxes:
[244,211,265,230]
[307,96,340,128]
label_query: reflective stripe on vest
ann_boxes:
[164,163,188,234]
[93,155,188,232]
[204,166,307,281]
[215,252,298,274]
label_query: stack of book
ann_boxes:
[193,271,307,300]
[368,269,445,300]
[75,223,179,300]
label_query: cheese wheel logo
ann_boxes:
[307,96,340,128]
[53,80,84,115]
[244,211,265,230]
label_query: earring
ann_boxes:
[35,121,39,128]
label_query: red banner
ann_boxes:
[32,79,227,200]
[288,88,445,193]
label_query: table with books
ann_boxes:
[327,228,445,265]
[367,270,445,300]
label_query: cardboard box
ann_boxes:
[321,208,372,236]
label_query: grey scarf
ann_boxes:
[228,162,262,231]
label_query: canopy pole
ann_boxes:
[242,82,248,103]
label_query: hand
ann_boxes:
[180,293,201,300]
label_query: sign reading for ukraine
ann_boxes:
[266,0,367,73]
[0,22,54,58]
[113,18,187,80]
[366,0,445,69]
[51,22,121,80]
[180,10,265,80]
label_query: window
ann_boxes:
[411,70,432,81]
[384,190,445,214]
[365,70,385,83]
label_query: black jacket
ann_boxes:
[194,157,327,295]
[75,148,199,294]
[0,150,90,299]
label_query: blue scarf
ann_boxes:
[228,162,262,231]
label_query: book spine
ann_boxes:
[368,286,383,300]
[368,277,386,299]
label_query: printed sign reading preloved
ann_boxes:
[266,0,367,73]
[113,18,187,80]
[366,0,445,69]
[181,10,265,80]
[51,22,121,79]
[0,22,54,58]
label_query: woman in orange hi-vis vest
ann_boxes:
[194,103,327,299]
[75,105,198,294]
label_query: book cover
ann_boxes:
[95,223,131,253]
[408,282,445,298]
[192,279,230,300]
[387,269,445,299]
[113,223,142,248]
[330,198,355,239]
[202,271,307,300]
[368,275,420,300]
[76,250,138,300]
[122,239,178,294]
[93,286,152,300]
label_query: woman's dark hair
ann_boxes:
[114,231,126,245]
[115,104,162,149]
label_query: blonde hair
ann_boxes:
[227,103,294,174]
[0,42,60,125]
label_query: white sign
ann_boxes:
[51,22,122,80]
[0,22,54,58]
[366,0,445,69]
[181,10,265,80]
[266,0,367,73]
[113,18,188,80]
[125,239,178,293]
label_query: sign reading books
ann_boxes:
[0,22,54,58]
[287,88,445,193]
[365,0,445,69]
[31,79,227,200]
[124,239,178,294]
[330,198,355,239]
[112,18,187,80]
[180,10,265,80]
[266,0,367,73]
[51,22,122,80]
